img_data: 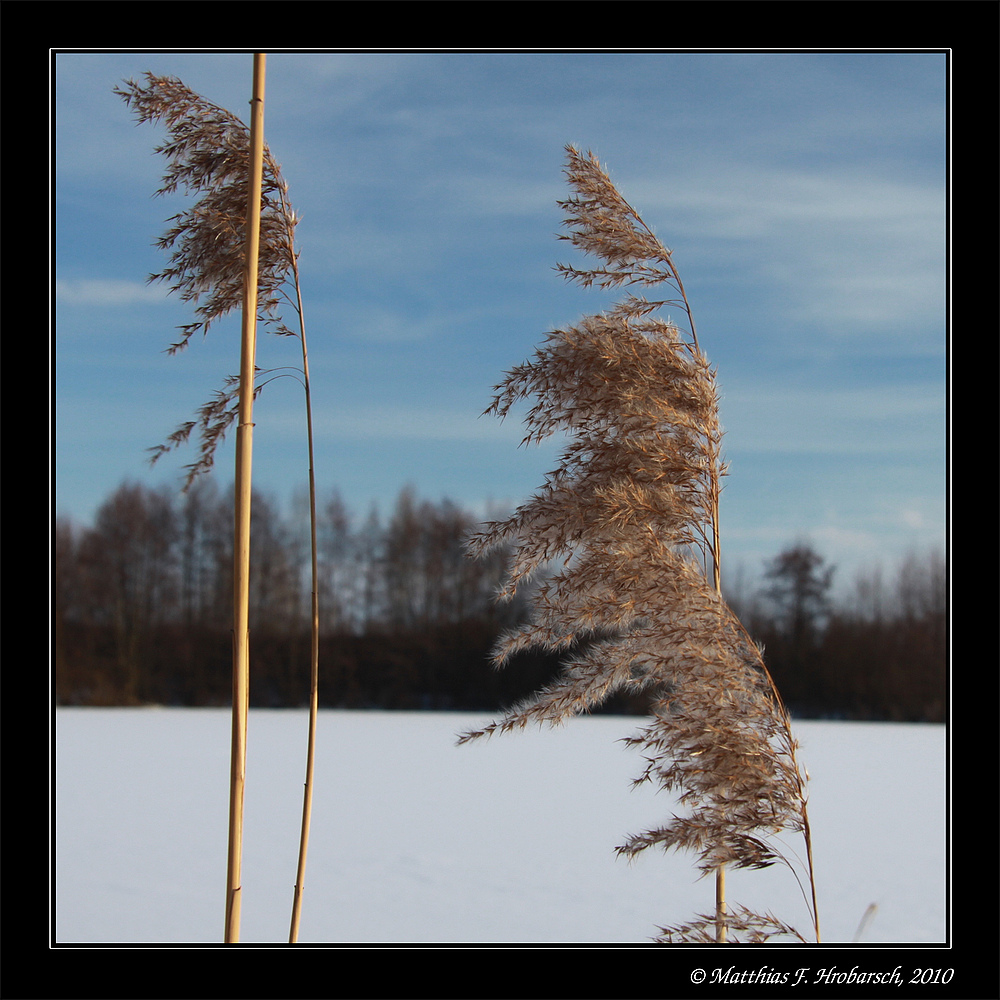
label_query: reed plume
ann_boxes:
[461,146,819,944]
[117,68,322,943]
[115,72,302,487]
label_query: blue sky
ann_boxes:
[53,50,948,593]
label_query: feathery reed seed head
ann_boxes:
[462,145,818,943]
[116,74,302,487]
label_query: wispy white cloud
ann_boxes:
[56,278,169,307]
[266,401,525,445]
[720,381,945,456]
[632,164,944,335]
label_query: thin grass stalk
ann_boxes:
[710,447,725,942]
[804,802,821,941]
[288,245,319,944]
[224,52,266,946]
[669,235,727,942]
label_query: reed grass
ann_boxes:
[461,146,820,944]
[225,51,266,946]
[116,60,321,944]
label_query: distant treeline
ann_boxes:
[54,480,946,721]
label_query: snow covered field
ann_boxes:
[54,708,947,947]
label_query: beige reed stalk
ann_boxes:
[225,52,267,945]
[647,195,728,943]
[288,242,319,944]
[116,59,322,943]
[613,181,729,942]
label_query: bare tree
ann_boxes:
[248,490,302,635]
[895,548,946,624]
[87,483,179,702]
[382,487,426,628]
[354,504,386,632]
[177,476,222,629]
[763,543,835,649]
[316,488,353,633]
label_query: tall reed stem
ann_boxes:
[667,235,728,944]
[225,52,266,946]
[288,246,319,944]
[710,463,726,942]
[716,865,727,943]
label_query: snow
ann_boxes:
[54,708,947,947]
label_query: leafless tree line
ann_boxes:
[55,481,511,633]
[53,480,945,720]
[729,544,947,722]
[53,480,523,707]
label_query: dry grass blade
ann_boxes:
[461,145,819,943]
